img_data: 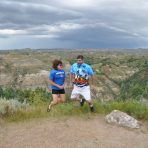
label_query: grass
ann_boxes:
[1,104,48,123]
[98,101,148,120]
[1,100,148,124]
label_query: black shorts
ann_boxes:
[52,89,65,94]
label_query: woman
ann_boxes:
[47,59,66,111]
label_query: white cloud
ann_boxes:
[58,0,96,8]
[0,29,27,35]
[33,35,59,39]
[47,23,83,33]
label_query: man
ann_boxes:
[70,55,95,112]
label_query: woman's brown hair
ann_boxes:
[52,59,62,70]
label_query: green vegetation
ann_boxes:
[0,87,52,122]
[119,67,148,100]
[1,99,148,123]
[0,87,148,123]
[0,87,51,104]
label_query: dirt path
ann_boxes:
[0,116,148,148]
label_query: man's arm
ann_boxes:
[91,75,95,85]
[88,65,96,86]
[69,73,74,88]
[90,74,96,90]
[70,73,75,83]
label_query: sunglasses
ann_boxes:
[77,59,82,62]
[58,64,63,66]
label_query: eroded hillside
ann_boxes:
[0,49,148,101]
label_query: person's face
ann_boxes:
[57,64,63,70]
[77,58,83,65]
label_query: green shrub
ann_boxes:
[0,87,52,104]
[0,98,29,116]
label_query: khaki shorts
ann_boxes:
[71,85,91,101]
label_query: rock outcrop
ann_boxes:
[105,110,140,129]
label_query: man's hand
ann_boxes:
[69,82,73,90]
[91,85,97,90]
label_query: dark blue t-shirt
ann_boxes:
[49,69,66,90]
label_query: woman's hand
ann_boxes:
[58,85,64,89]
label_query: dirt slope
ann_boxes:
[0,116,148,148]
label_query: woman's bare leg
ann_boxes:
[48,94,59,111]
[59,94,66,103]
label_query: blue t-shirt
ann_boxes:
[49,69,66,90]
[70,63,93,87]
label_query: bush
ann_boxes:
[0,87,52,104]
[0,98,29,116]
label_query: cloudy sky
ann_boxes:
[0,0,148,49]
